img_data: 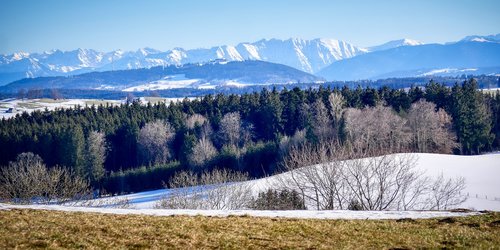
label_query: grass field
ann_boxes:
[84,100,120,106]
[0,209,499,249]
[37,98,67,104]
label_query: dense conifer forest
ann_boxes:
[0,79,499,194]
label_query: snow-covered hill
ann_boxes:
[145,153,500,211]
[1,153,497,219]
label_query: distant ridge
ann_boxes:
[0,60,323,92]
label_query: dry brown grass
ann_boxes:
[0,209,499,249]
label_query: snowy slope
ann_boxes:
[15,153,500,211]
[368,38,423,52]
[0,153,497,219]
[460,34,500,43]
[116,153,500,211]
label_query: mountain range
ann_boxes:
[318,39,500,81]
[0,34,499,88]
[0,38,366,86]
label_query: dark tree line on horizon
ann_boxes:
[0,79,498,194]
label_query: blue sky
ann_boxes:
[0,0,499,54]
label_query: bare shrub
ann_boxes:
[427,174,467,210]
[79,196,132,209]
[277,142,467,211]
[156,169,252,210]
[0,152,89,204]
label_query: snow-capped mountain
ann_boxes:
[318,39,500,81]
[0,38,364,86]
[2,34,499,86]
[367,39,423,52]
[460,34,500,43]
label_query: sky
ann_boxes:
[0,0,499,54]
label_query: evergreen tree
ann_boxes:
[451,79,494,154]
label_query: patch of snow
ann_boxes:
[0,203,479,220]
[196,83,217,89]
[0,98,122,119]
[122,75,200,92]
[241,44,261,60]
[221,80,248,88]
[225,46,243,61]
[418,68,478,76]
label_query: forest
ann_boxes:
[0,79,499,195]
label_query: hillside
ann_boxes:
[0,60,323,93]
[73,153,498,212]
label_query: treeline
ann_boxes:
[0,79,498,194]
[1,75,498,100]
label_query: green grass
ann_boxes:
[0,209,499,249]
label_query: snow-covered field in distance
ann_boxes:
[0,97,194,119]
[1,153,498,219]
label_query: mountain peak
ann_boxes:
[368,38,423,52]
[460,34,500,43]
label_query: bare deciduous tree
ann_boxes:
[328,92,345,123]
[138,120,175,165]
[344,105,410,153]
[279,129,307,157]
[0,152,89,204]
[186,114,208,129]
[407,100,459,153]
[328,92,345,135]
[219,112,241,146]
[189,137,217,167]
[85,131,107,185]
[311,99,334,140]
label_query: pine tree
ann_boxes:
[451,79,494,154]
